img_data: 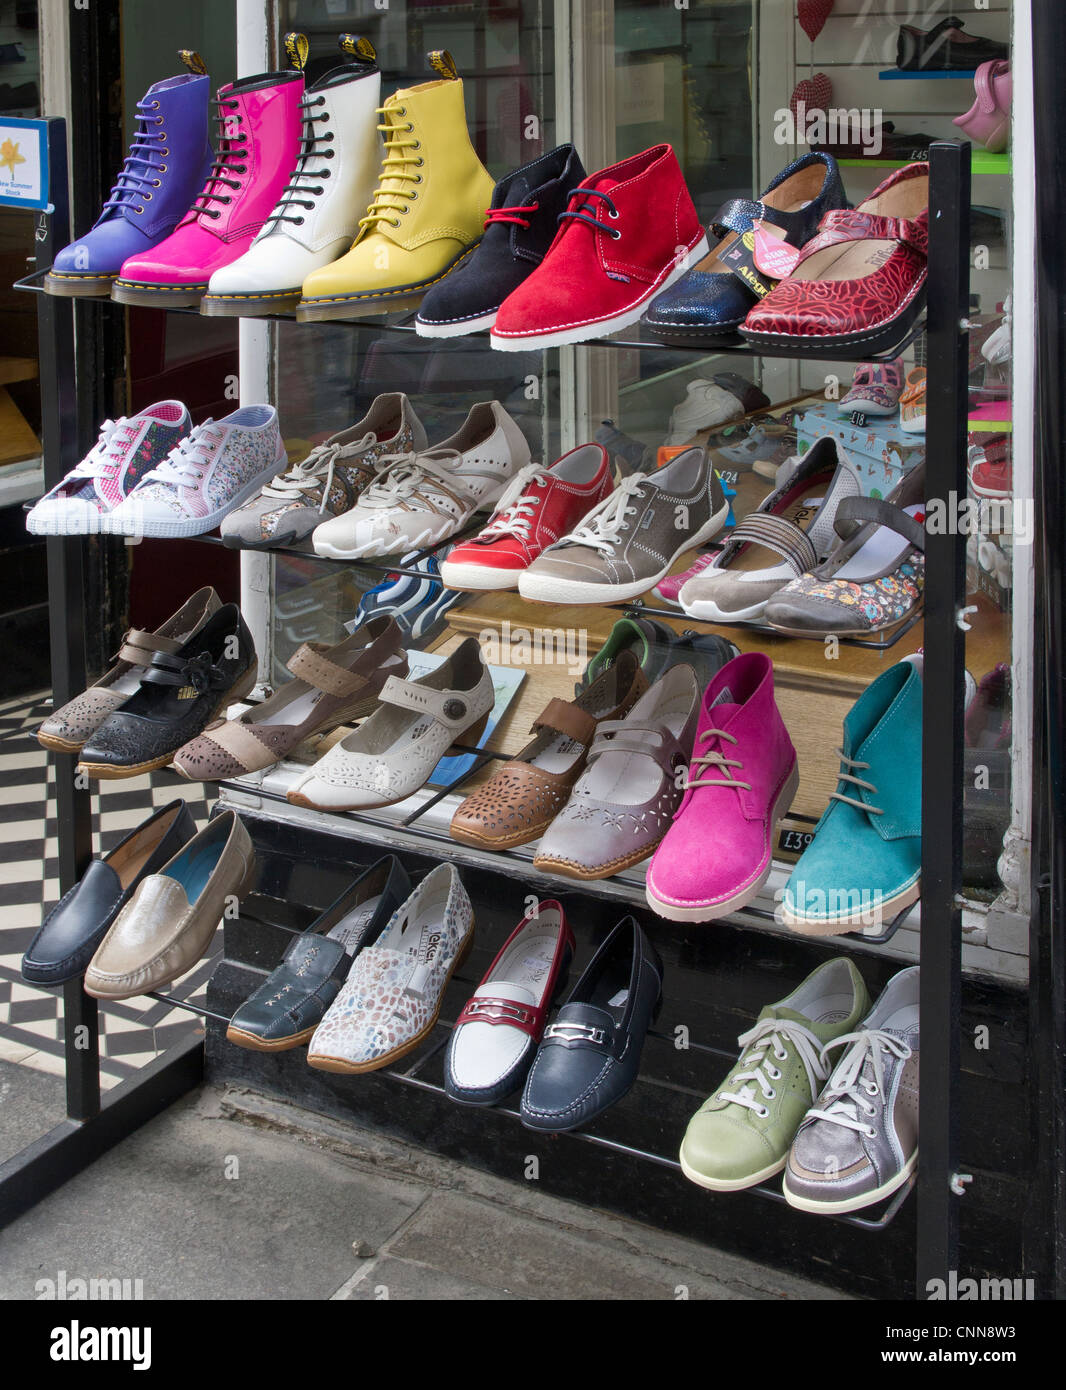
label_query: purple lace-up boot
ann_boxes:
[44,54,212,298]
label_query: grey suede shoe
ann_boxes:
[518,446,728,605]
[533,664,701,880]
[783,966,919,1215]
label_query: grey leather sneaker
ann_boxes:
[518,446,728,605]
[783,966,919,1214]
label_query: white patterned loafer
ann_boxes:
[307,863,474,1073]
[287,637,494,812]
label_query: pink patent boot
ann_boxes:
[113,68,304,307]
[953,61,1011,153]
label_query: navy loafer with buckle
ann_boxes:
[520,915,663,1133]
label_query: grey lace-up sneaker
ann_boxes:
[517,446,728,605]
[783,966,919,1214]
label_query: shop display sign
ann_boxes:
[0,116,49,211]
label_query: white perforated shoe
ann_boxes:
[310,401,531,560]
[287,637,494,811]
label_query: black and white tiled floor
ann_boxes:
[0,690,214,1088]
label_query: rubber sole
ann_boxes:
[294,242,481,323]
[111,280,209,308]
[98,456,289,538]
[489,234,710,352]
[43,272,116,298]
[437,558,521,592]
[225,1023,318,1052]
[765,602,924,640]
[312,515,471,563]
[516,497,730,606]
[27,507,117,537]
[679,592,770,624]
[780,876,920,936]
[782,1150,917,1214]
[200,288,302,317]
[415,308,498,339]
[37,730,85,755]
[645,761,801,922]
[305,924,474,1075]
[75,661,259,781]
[532,836,661,882]
[641,319,747,351]
[448,820,548,853]
[739,283,927,360]
[679,1149,788,1193]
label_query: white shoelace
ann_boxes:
[71,417,138,481]
[478,463,550,541]
[356,449,466,511]
[142,420,224,491]
[806,1029,913,1138]
[718,1018,828,1117]
[561,473,648,556]
[262,433,376,514]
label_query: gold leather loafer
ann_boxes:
[84,810,255,1000]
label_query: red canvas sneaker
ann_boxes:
[490,144,707,351]
[439,443,612,591]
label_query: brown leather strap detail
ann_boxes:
[200,718,274,768]
[532,698,596,746]
[287,643,369,698]
[116,628,182,665]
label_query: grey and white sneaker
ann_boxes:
[783,966,919,1215]
[311,401,531,560]
[678,435,862,623]
[220,394,427,550]
[517,446,728,606]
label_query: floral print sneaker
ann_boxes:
[838,358,904,418]
[765,464,926,637]
[106,406,288,538]
[27,401,190,535]
[307,864,474,1074]
[220,394,427,550]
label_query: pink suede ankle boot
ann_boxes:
[646,652,798,922]
[113,68,304,307]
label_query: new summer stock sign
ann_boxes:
[0,117,49,211]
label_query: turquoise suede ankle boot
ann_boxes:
[781,660,922,935]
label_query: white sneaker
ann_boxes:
[311,401,531,560]
[106,406,288,538]
[26,402,190,536]
[202,51,382,315]
[665,379,744,446]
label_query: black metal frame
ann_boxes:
[0,107,1016,1297]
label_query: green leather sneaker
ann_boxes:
[679,958,870,1191]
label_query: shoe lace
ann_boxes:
[359,104,423,231]
[683,727,751,792]
[101,98,169,217]
[718,1018,829,1117]
[484,200,539,230]
[558,185,622,238]
[141,421,224,491]
[259,93,335,234]
[562,473,646,556]
[830,750,883,815]
[478,463,549,541]
[72,417,139,480]
[262,434,376,513]
[356,449,466,509]
[184,96,249,223]
[806,1029,912,1138]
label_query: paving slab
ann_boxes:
[0,1057,65,1165]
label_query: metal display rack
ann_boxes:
[2,120,1052,1296]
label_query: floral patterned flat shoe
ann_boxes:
[764,463,925,638]
[306,864,474,1074]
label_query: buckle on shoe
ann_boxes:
[544,1021,607,1045]
[462,999,534,1027]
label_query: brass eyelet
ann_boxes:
[414,157,424,167]
[158,164,167,173]
[151,179,161,187]
[161,148,169,156]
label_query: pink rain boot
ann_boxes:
[953,61,1011,153]
[113,67,304,307]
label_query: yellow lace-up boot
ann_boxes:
[297,52,493,320]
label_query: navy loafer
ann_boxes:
[520,916,663,1133]
[226,855,410,1051]
[641,152,848,347]
[21,799,196,985]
